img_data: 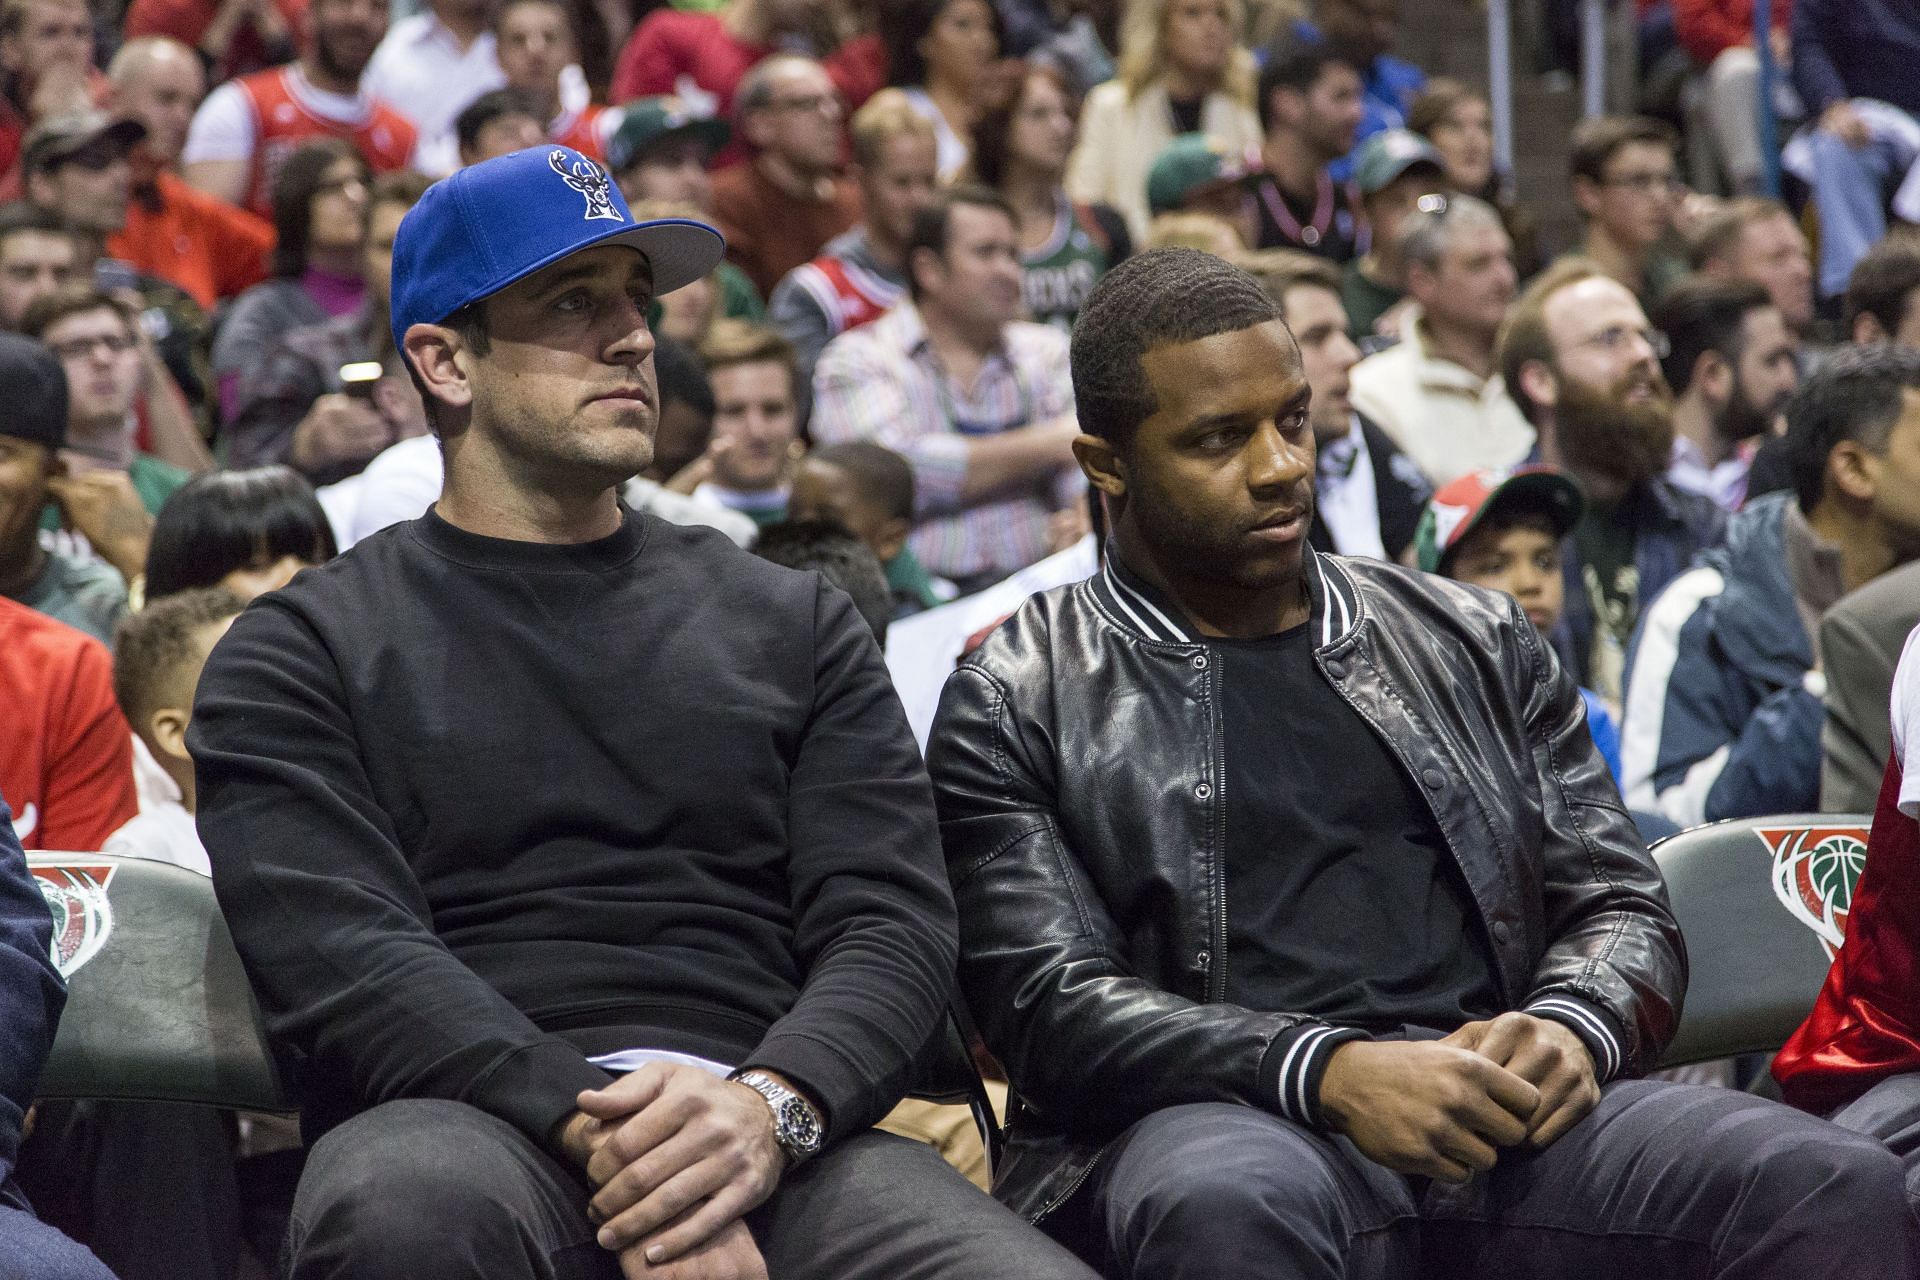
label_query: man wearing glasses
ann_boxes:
[1497,259,1726,711]
[1565,115,1688,305]
[710,54,861,299]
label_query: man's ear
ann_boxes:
[1827,439,1879,505]
[1073,431,1127,500]
[403,322,473,421]
[1854,313,1889,346]
[873,514,911,564]
[1694,349,1732,403]
[1517,358,1559,413]
[1405,260,1438,307]
[150,706,190,765]
[1570,175,1601,220]
[23,168,53,208]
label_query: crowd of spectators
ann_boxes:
[4,0,1920,1272]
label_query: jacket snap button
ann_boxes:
[1193,781,1212,800]
[1326,660,1345,679]
[1191,653,1209,670]
[1421,767,1445,790]
[1492,921,1512,945]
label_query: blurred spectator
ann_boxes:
[690,319,800,528]
[21,288,192,519]
[361,0,498,177]
[209,139,369,427]
[1498,259,1725,703]
[0,594,136,852]
[610,0,881,148]
[1822,559,1920,812]
[1248,42,1365,260]
[1567,115,1686,303]
[0,201,76,328]
[103,38,276,311]
[604,93,726,207]
[0,0,103,197]
[494,0,604,158]
[1408,77,1543,279]
[1414,466,1623,781]
[1622,344,1920,825]
[181,0,417,218]
[814,186,1081,587]
[121,0,297,83]
[452,87,545,166]
[104,585,242,873]
[1249,249,1428,560]
[1067,0,1260,243]
[1845,238,1920,348]
[1674,0,1795,196]
[1788,0,1920,301]
[752,516,894,641]
[788,440,951,615]
[974,61,1128,332]
[0,331,129,645]
[1144,132,1256,250]
[1349,193,1530,485]
[1288,0,1423,176]
[225,168,429,485]
[1687,195,1816,340]
[145,463,337,599]
[769,89,933,389]
[1341,126,1443,337]
[1654,275,1798,511]
[1143,207,1241,253]
[709,53,860,299]
[881,0,1001,184]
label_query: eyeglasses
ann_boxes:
[315,176,370,199]
[1600,172,1684,195]
[48,332,137,361]
[763,92,840,116]
[1573,324,1670,360]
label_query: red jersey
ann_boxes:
[550,103,607,161]
[234,66,418,218]
[0,597,137,853]
[786,251,901,342]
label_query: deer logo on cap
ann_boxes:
[549,149,622,223]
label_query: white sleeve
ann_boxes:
[181,81,258,166]
[1895,623,1920,817]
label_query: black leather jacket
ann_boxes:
[926,548,1685,1223]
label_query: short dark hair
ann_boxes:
[17,285,132,342]
[1781,343,1920,513]
[111,586,243,731]
[456,89,546,157]
[1845,240,1920,341]
[144,465,338,599]
[0,199,73,254]
[270,139,367,278]
[1568,114,1677,186]
[752,519,894,643]
[653,332,712,419]
[880,0,1002,90]
[1070,246,1283,447]
[1256,40,1358,132]
[1652,274,1772,396]
[808,441,916,522]
[905,184,1016,300]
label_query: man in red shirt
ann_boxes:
[710,54,861,300]
[121,0,303,85]
[104,36,276,310]
[0,0,107,197]
[179,0,416,219]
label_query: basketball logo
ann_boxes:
[1757,825,1869,958]
[31,863,117,979]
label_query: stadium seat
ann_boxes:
[1652,814,1870,1069]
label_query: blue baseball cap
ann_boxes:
[389,144,726,357]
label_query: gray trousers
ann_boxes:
[1067,1081,1919,1279]
[1832,1073,1920,1208]
[283,1098,1096,1280]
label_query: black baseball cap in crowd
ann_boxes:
[0,333,68,450]
[1414,466,1584,575]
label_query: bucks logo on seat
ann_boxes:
[1758,825,1869,959]
[31,863,116,979]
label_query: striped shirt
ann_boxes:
[811,303,1081,581]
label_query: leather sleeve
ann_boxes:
[929,661,1315,1139]
[1515,596,1687,1076]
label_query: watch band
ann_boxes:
[730,1069,824,1166]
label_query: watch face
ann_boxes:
[778,1096,823,1153]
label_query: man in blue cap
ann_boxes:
[190,145,1095,1280]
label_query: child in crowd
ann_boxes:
[1415,466,1625,783]
[788,441,955,619]
[144,465,337,602]
[104,588,244,874]
[752,519,894,645]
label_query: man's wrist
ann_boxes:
[551,1108,599,1168]
[729,1068,824,1166]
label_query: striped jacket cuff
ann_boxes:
[1259,1023,1371,1128]
[1524,994,1627,1082]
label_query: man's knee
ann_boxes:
[0,1208,117,1280]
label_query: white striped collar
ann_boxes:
[1096,547,1361,649]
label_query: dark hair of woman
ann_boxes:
[268,138,369,279]
[971,60,1077,189]
[880,0,1003,89]
[145,466,340,600]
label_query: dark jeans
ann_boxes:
[284,1098,1097,1280]
[1064,1081,1919,1279]
[1831,1073,1920,1208]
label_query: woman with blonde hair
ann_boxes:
[1065,0,1261,241]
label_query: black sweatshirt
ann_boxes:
[189,508,958,1153]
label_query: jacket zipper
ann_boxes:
[1031,1146,1108,1224]
[1208,650,1229,1004]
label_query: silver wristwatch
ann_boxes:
[731,1070,824,1166]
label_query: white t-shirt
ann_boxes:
[361,14,504,177]
[1894,622,1920,818]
